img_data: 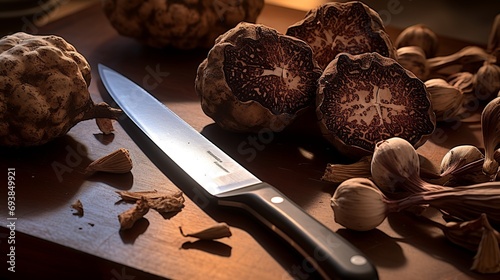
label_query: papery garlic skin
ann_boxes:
[86,148,133,174]
[331,178,388,231]
[425,78,465,121]
[488,14,500,54]
[474,62,500,102]
[395,24,438,58]
[371,137,421,193]
[322,156,372,184]
[442,217,484,252]
[397,46,429,80]
[448,72,474,94]
[427,46,490,78]
[440,145,484,175]
[471,214,500,274]
[481,97,500,179]
[439,145,491,184]
[179,222,232,240]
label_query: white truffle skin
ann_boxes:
[195,22,322,133]
[102,0,265,49]
[0,32,93,147]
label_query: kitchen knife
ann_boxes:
[98,64,378,280]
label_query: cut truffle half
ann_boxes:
[286,1,397,69]
[317,52,436,158]
[195,22,323,132]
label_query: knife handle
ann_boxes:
[217,182,378,280]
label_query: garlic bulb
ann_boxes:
[439,145,491,184]
[440,145,484,176]
[397,46,429,80]
[474,62,500,101]
[331,178,389,231]
[395,24,438,58]
[332,177,500,231]
[371,137,443,193]
[481,97,500,179]
[424,78,465,121]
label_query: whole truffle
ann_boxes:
[0,32,121,147]
[102,0,265,49]
[317,52,436,158]
[286,1,397,69]
[195,22,323,132]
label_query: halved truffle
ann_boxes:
[317,52,436,158]
[195,22,323,132]
[286,1,397,69]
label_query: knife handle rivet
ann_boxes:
[350,255,368,266]
[271,196,284,204]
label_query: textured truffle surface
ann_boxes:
[102,0,265,49]
[286,1,397,69]
[317,52,436,158]
[196,22,322,132]
[0,32,93,146]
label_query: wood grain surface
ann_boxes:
[0,3,496,280]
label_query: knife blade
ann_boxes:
[98,64,378,280]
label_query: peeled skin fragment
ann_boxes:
[0,32,121,147]
[195,22,323,132]
[317,52,436,158]
[102,0,264,49]
[286,1,397,69]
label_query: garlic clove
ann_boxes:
[424,78,466,121]
[474,62,500,102]
[331,178,388,231]
[371,137,421,193]
[395,24,439,58]
[179,222,232,240]
[440,145,484,176]
[396,46,429,80]
[481,97,500,179]
[85,148,133,174]
[439,145,491,185]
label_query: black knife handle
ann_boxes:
[217,182,378,280]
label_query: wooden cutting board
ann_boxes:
[0,3,496,280]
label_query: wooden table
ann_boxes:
[0,3,496,280]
